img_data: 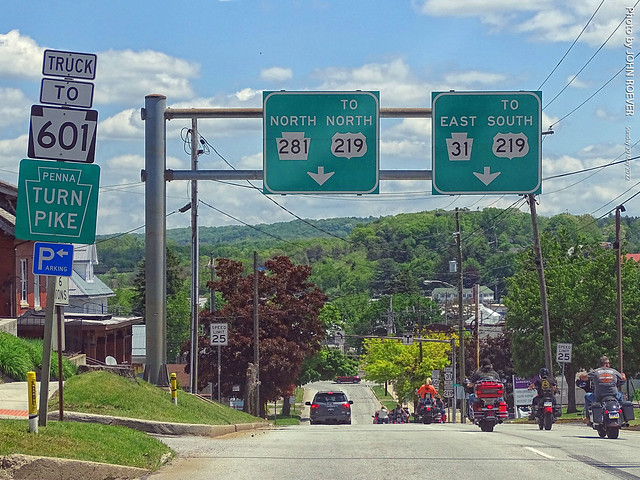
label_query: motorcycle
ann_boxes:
[414,398,439,424]
[390,407,407,423]
[468,379,508,432]
[588,398,624,439]
[577,377,635,439]
[373,407,389,424]
[534,392,561,431]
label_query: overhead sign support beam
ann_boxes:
[143,94,169,387]
[142,97,433,387]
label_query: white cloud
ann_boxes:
[98,109,143,140]
[96,49,200,104]
[414,0,631,47]
[260,67,293,82]
[564,74,588,89]
[0,135,28,176]
[315,58,429,105]
[0,30,42,79]
[381,138,426,158]
[442,71,509,89]
[0,87,30,127]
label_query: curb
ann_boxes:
[0,415,271,479]
[47,411,271,437]
[0,453,149,480]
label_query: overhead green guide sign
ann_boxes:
[15,159,100,244]
[432,91,542,195]
[263,91,379,194]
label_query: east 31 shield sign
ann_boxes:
[15,159,100,244]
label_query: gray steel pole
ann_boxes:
[143,94,168,386]
[190,117,200,394]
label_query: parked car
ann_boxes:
[306,390,353,425]
[335,375,361,383]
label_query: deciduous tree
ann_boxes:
[196,256,326,416]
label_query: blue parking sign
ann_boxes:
[33,242,74,276]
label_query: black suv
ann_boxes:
[306,390,353,425]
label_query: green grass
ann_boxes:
[265,387,304,425]
[0,369,265,469]
[0,419,172,470]
[52,370,261,425]
[0,332,77,381]
[371,384,399,410]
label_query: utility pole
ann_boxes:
[189,117,199,395]
[528,194,553,372]
[615,204,625,372]
[455,208,465,423]
[253,251,260,416]
[474,283,480,370]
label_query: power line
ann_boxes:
[198,198,299,246]
[199,133,350,243]
[537,0,606,90]
[544,5,631,111]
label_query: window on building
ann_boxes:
[20,259,28,305]
[34,274,40,308]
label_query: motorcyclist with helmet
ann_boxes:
[466,358,501,417]
[527,367,558,421]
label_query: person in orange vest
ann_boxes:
[417,378,438,400]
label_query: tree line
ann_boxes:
[97,208,640,413]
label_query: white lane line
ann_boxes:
[525,447,555,459]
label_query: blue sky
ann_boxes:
[0,0,638,234]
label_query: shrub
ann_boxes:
[0,332,77,381]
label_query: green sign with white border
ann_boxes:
[432,91,541,195]
[15,158,100,244]
[263,91,379,194]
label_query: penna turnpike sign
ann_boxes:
[15,158,100,244]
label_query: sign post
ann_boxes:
[556,343,572,407]
[263,91,379,194]
[432,91,541,195]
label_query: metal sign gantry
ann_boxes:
[142,94,433,388]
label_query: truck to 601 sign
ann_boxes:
[28,105,98,163]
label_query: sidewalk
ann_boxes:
[0,382,58,419]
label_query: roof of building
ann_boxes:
[0,206,15,236]
[69,269,114,298]
[432,286,494,295]
[17,310,142,329]
[465,304,504,326]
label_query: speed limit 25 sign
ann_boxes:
[210,323,228,346]
[28,105,98,163]
[556,343,572,363]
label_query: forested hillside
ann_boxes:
[96,207,640,376]
[97,208,637,303]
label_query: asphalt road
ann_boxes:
[145,382,640,480]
